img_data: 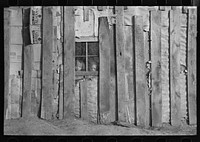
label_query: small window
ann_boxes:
[75,41,99,76]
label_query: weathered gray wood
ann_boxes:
[63,6,75,118]
[41,7,53,120]
[80,81,88,120]
[109,25,116,123]
[22,45,33,118]
[99,17,111,123]
[151,11,162,127]
[133,16,148,127]
[187,8,197,125]
[169,9,181,126]
[4,9,10,120]
[58,66,64,119]
[115,6,126,122]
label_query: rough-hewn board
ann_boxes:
[41,7,53,120]
[58,67,64,119]
[180,13,187,122]
[87,77,98,123]
[187,8,197,125]
[22,45,33,118]
[115,6,126,122]
[169,9,181,126]
[80,81,88,120]
[133,16,148,127]
[151,11,162,127]
[31,77,37,116]
[124,26,135,124]
[63,6,75,118]
[109,25,116,123]
[161,11,170,123]
[4,9,10,119]
[99,17,111,123]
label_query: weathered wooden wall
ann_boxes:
[5,6,197,128]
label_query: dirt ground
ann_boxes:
[4,117,196,135]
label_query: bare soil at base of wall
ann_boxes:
[4,117,196,135]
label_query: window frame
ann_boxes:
[75,36,99,76]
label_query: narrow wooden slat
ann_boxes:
[169,9,181,126]
[58,66,64,119]
[99,17,111,123]
[63,6,75,118]
[4,9,10,119]
[151,11,162,127]
[133,16,147,127]
[187,8,197,125]
[115,6,126,122]
[22,45,33,118]
[80,81,88,120]
[41,7,53,120]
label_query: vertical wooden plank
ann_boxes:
[99,17,111,123]
[4,9,10,120]
[63,6,75,118]
[41,7,53,120]
[133,16,147,127]
[151,11,162,127]
[80,81,88,120]
[169,9,181,126]
[144,31,150,127]
[114,7,126,122]
[115,6,126,122]
[109,25,116,123]
[187,8,197,125]
[22,45,33,118]
[58,66,64,119]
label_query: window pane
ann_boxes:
[75,57,86,71]
[88,57,99,71]
[75,42,86,55]
[88,42,99,55]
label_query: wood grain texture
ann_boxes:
[187,8,197,125]
[169,9,181,126]
[151,11,162,127]
[41,7,53,120]
[109,25,116,123]
[4,9,10,119]
[22,45,33,118]
[161,11,170,123]
[133,16,148,127]
[63,6,75,118]
[58,67,64,119]
[99,17,111,123]
[80,81,88,120]
[115,6,126,122]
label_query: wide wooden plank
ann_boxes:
[187,8,197,125]
[115,6,126,122]
[151,11,162,127]
[22,45,33,118]
[169,9,181,126]
[99,17,111,123]
[4,9,10,119]
[63,6,75,118]
[132,16,147,127]
[80,81,88,120]
[41,7,53,120]
[109,25,116,123]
